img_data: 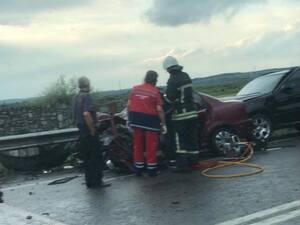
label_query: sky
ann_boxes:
[0,0,299,100]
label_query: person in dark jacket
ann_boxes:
[162,56,199,171]
[72,76,110,188]
[128,71,166,177]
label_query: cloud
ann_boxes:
[230,24,300,58]
[142,48,195,63]
[146,0,265,26]
[199,24,300,72]
[0,0,90,25]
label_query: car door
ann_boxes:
[193,92,209,143]
[273,68,300,126]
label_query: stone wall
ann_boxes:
[0,103,73,137]
[0,97,127,137]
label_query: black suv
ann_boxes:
[224,67,300,142]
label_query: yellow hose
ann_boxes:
[201,143,264,178]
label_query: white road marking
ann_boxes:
[249,208,300,225]
[216,200,300,225]
[266,147,282,152]
[1,174,134,191]
[0,203,70,225]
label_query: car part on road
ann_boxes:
[100,124,134,172]
[252,114,272,142]
[210,127,241,156]
[47,175,79,185]
[199,142,264,178]
[0,143,73,171]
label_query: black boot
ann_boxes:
[172,156,189,172]
[134,168,143,177]
[148,169,158,177]
[168,160,177,169]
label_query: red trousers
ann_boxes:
[133,128,159,170]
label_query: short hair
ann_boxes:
[78,76,90,89]
[144,70,158,85]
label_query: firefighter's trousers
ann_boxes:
[173,118,199,169]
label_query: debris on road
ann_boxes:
[63,165,74,170]
[48,175,79,185]
[26,215,32,220]
[42,169,52,174]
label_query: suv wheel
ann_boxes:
[252,114,272,142]
[210,127,241,156]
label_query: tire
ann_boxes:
[210,127,241,156]
[252,114,272,142]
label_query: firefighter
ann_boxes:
[162,56,199,171]
[128,71,166,177]
[72,77,111,188]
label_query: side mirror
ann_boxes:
[281,86,293,94]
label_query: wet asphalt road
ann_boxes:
[1,138,300,225]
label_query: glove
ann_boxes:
[161,125,167,134]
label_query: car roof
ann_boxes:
[260,69,291,78]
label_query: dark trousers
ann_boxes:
[165,114,176,161]
[0,190,3,203]
[79,135,104,188]
[173,118,199,169]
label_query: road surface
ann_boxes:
[1,137,300,225]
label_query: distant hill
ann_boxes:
[0,67,294,105]
[192,67,290,87]
[0,98,25,105]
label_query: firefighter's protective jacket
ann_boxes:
[165,69,198,121]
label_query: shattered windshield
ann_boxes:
[237,71,287,96]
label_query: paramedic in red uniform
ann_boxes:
[128,71,166,177]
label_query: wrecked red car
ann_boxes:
[97,91,253,171]
[193,91,253,154]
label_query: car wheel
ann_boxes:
[252,114,272,142]
[210,127,241,156]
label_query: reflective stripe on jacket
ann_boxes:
[165,69,198,121]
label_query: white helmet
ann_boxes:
[163,56,179,70]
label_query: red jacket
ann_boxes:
[128,83,163,131]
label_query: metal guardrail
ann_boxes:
[0,128,79,152]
